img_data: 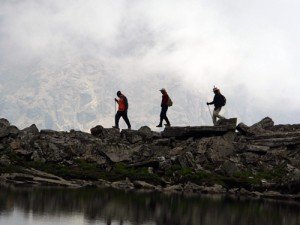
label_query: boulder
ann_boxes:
[177,151,195,168]
[184,182,203,193]
[197,136,234,163]
[121,129,143,144]
[0,155,11,166]
[201,184,226,194]
[251,117,274,130]
[138,126,153,139]
[90,125,106,138]
[133,180,156,189]
[153,138,171,146]
[164,184,183,192]
[111,178,134,190]
[215,118,238,130]
[236,123,254,136]
[0,118,10,128]
[237,117,274,136]
[162,126,230,139]
[0,125,19,139]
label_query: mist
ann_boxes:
[0,0,299,130]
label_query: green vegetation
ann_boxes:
[1,151,287,190]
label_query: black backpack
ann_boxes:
[221,94,226,106]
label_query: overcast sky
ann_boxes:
[0,0,299,127]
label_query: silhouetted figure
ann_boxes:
[207,87,226,125]
[113,91,131,129]
[156,88,171,127]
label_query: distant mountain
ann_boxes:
[0,59,211,131]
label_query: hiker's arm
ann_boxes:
[207,101,214,105]
[115,98,119,104]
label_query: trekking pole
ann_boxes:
[207,104,213,119]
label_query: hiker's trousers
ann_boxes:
[213,107,225,125]
[115,111,131,128]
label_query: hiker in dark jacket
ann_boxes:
[113,91,131,129]
[156,88,171,127]
[207,87,226,125]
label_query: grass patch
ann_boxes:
[109,163,163,185]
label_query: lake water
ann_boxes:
[0,186,299,225]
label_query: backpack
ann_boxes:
[221,94,226,106]
[167,97,173,107]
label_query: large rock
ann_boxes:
[237,117,274,136]
[197,136,235,163]
[0,118,10,128]
[236,123,254,136]
[90,125,106,138]
[215,118,238,130]
[121,129,143,144]
[162,124,235,139]
[0,125,19,139]
[251,117,274,130]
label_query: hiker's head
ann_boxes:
[159,88,166,94]
[117,91,122,97]
[213,87,220,94]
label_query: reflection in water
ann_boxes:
[0,185,299,225]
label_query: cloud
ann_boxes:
[0,0,299,129]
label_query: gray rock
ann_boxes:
[138,126,153,139]
[90,125,107,138]
[251,117,274,130]
[133,180,156,189]
[184,182,203,192]
[0,118,10,128]
[215,118,238,130]
[177,151,195,168]
[153,138,171,146]
[164,184,183,192]
[121,130,143,144]
[0,155,11,166]
[203,136,235,163]
[0,125,19,139]
[220,161,240,176]
[201,184,226,194]
[236,123,254,136]
[111,178,134,190]
[162,125,234,139]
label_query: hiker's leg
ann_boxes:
[215,107,225,119]
[122,111,131,129]
[158,108,164,126]
[212,108,220,125]
[115,111,122,127]
[162,106,170,125]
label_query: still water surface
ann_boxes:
[0,186,299,225]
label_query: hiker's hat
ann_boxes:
[213,86,219,92]
[159,88,166,92]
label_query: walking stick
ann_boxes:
[207,104,213,119]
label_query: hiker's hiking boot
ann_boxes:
[156,124,162,127]
[164,124,171,127]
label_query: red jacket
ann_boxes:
[161,92,169,107]
[117,95,128,111]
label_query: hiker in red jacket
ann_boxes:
[113,91,131,129]
[156,88,171,127]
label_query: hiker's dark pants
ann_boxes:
[115,111,131,128]
[159,105,170,125]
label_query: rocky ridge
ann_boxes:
[0,117,299,200]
